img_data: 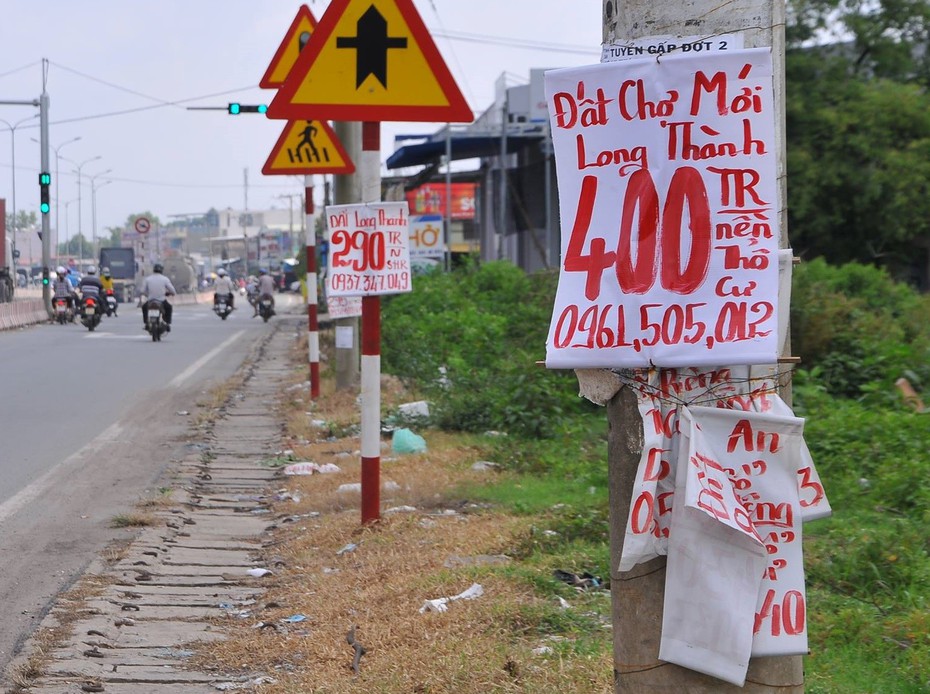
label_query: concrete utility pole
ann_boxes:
[602,0,798,692]
[332,121,361,390]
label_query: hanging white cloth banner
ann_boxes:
[659,406,808,685]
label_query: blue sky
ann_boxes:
[0,0,600,242]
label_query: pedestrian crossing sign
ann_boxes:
[262,120,355,175]
[267,0,472,123]
[260,5,318,89]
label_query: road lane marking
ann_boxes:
[168,330,245,388]
[0,423,123,524]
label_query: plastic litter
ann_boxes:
[336,543,358,555]
[553,569,603,591]
[282,614,306,623]
[392,428,427,454]
[418,582,484,614]
[471,461,500,472]
[246,568,273,578]
[283,461,342,476]
[385,505,417,514]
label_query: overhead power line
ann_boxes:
[430,29,599,55]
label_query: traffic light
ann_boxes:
[42,267,50,286]
[39,172,51,214]
[227,103,268,115]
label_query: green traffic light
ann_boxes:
[228,103,241,115]
[40,202,50,214]
[257,104,268,114]
[39,172,51,185]
[42,277,49,285]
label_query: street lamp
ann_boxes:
[0,114,40,272]
[63,155,102,267]
[89,170,113,257]
[32,135,81,256]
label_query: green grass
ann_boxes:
[379,258,930,691]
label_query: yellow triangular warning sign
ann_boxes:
[268,0,472,123]
[262,120,355,176]
[260,5,318,89]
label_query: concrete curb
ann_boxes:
[3,320,298,692]
[0,292,214,332]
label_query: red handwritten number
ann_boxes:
[617,169,659,293]
[563,168,712,300]
[661,167,712,293]
[564,176,615,300]
[331,230,351,267]
[368,232,386,271]
[755,589,806,637]
[330,230,386,272]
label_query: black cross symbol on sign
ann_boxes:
[335,5,407,89]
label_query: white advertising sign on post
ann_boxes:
[325,202,412,297]
[544,49,779,368]
[408,214,445,258]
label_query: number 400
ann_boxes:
[565,167,712,300]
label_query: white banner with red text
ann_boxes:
[325,202,412,297]
[545,48,779,368]
[659,406,808,684]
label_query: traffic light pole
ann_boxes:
[40,90,51,312]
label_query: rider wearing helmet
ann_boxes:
[213,267,236,310]
[78,265,105,308]
[140,263,177,331]
[52,265,77,311]
[254,267,276,317]
[100,267,116,316]
[100,267,114,292]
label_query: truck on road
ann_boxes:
[99,247,136,302]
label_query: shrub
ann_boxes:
[381,261,591,438]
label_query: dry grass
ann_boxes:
[5,574,113,694]
[190,330,613,693]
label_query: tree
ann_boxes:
[786,0,930,285]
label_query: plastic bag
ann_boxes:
[392,428,427,454]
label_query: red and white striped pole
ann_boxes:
[304,174,320,399]
[360,121,382,525]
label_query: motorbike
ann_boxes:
[105,289,118,317]
[213,293,233,320]
[144,299,168,342]
[53,297,74,324]
[258,294,275,323]
[80,296,103,332]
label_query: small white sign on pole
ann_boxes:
[325,201,412,297]
[335,325,354,349]
[327,295,363,319]
[408,214,445,259]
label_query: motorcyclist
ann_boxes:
[140,263,177,331]
[78,266,105,315]
[52,266,77,312]
[213,268,236,310]
[254,267,276,318]
[100,267,117,316]
[245,275,259,313]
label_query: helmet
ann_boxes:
[217,268,227,277]
[56,265,66,275]
[86,266,97,275]
[153,263,164,273]
[102,267,111,277]
[259,267,268,274]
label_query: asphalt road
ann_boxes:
[0,295,298,670]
